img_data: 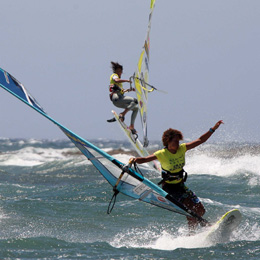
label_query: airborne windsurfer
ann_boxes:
[108,62,138,134]
[130,120,224,231]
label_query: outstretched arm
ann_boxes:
[114,78,131,84]
[131,154,157,164]
[114,78,134,92]
[186,120,224,151]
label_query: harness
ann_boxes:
[158,168,188,185]
[109,73,124,101]
[109,84,122,101]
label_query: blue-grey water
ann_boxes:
[0,138,259,259]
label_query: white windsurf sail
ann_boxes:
[132,0,156,147]
[0,67,208,225]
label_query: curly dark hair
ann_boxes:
[111,61,123,73]
[162,128,183,147]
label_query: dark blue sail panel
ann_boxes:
[0,68,45,113]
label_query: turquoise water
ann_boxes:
[0,139,259,259]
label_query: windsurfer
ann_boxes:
[130,120,224,231]
[108,62,138,134]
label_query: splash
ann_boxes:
[0,146,77,166]
[110,225,212,250]
[186,153,260,177]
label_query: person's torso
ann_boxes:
[155,144,187,184]
[110,73,124,95]
[155,143,186,173]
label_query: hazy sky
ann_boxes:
[1,0,260,143]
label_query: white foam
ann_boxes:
[233,221,260,242]
[110,215,260,250]
[0,146,74,166]
[186,153,260,177]
[111,226,211,250]
[112,153,135,164]
[153,230,215,250]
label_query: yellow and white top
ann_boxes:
[154,143,187,184]
[110,73,124,95]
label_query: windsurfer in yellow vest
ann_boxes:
[108,61,138,134]
[130,120,224,231]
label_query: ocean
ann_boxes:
[0,138,259,259]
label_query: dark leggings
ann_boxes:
[163,182,205,229]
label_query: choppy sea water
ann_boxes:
[0,138,259,259]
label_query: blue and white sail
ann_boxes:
[0,67,208,222]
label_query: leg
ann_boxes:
[161,183,205,232]
[182,198,205,231]
[112,95,130,121]
[180,184,205,232]
[125,98,138,131]
[119,109,129,121]
[129,106,138,131]
[113,96,138,128]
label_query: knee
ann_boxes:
[133,99,138,110]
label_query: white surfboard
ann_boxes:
[205,209,242,243]
[111,110,161,172]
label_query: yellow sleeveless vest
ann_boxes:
[154,143,187,184]
[110,73,124,94]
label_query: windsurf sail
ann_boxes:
[0,67,208,224]
[132,0,156,147]
[108,1,162,173]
